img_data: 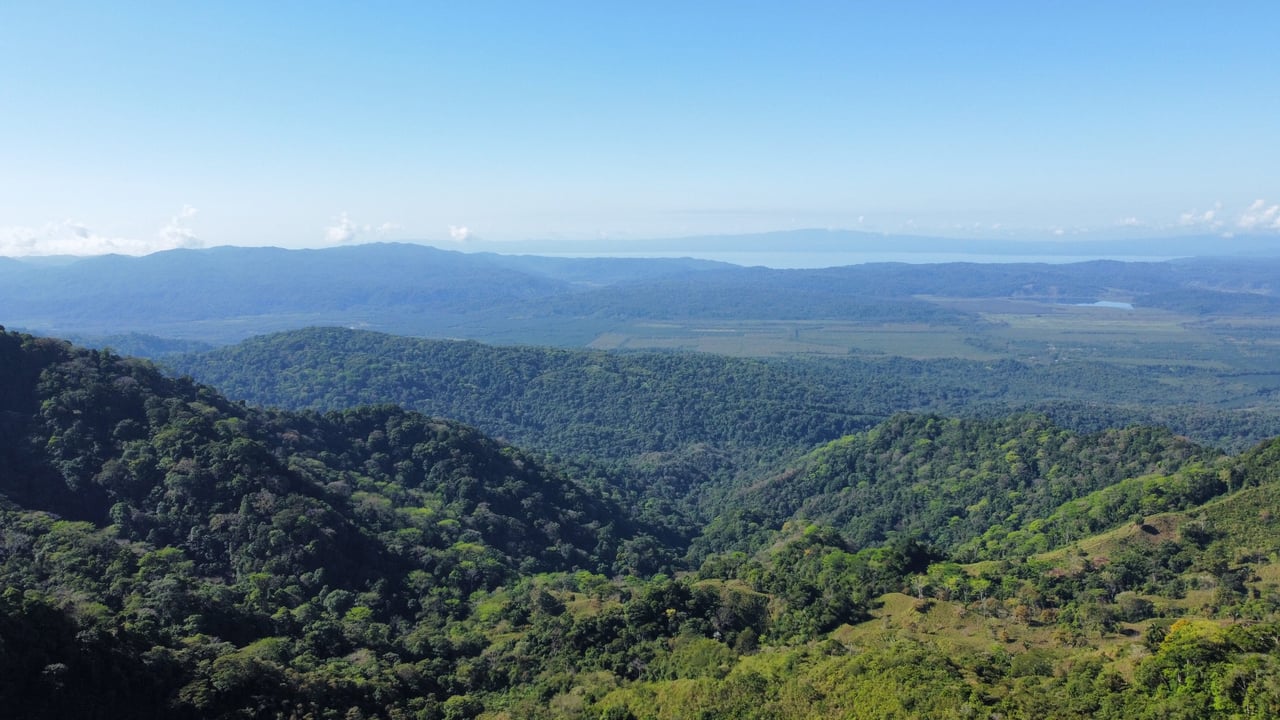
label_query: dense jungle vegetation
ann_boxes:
[5,326,1280,718]
[171,327,1280,458]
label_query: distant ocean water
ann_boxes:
[538,250,1181,269]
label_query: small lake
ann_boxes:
[1074,300,1135,310]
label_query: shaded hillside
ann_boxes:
[0,328,655,716]
[0,328,647,573]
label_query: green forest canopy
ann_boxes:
[5,328,1280,718]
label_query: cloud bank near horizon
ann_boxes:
[3,201,1280,258]
[0,207,203,257]
[324,213,401,246]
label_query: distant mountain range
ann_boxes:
[468,227,1280,258]
[2,237,1279,347]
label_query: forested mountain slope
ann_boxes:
[170,328,895,461]
[171,328,1280,464]
[10,329,1280,718]
[0,329,638,566]
[720,414,1215,553]
[0,328,659,717]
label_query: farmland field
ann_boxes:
[585,298,1280,374]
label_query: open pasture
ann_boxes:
[584,298,1280,373]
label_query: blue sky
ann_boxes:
[1,1,1278,255]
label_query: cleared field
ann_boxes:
[584,298,1280,373]
[588,321,995,358]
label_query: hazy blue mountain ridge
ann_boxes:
[5,241,1280,347]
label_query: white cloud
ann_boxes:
[325,214,401,245]
[158,205,202,249]
[326,212,358,244]
[1238,198,1280,230]
[1179,201,1223,229]
[449,225,471,242]
[1118,216,1141,227]
[0,210,206,257]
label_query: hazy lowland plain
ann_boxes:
[6,238,1280,718]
